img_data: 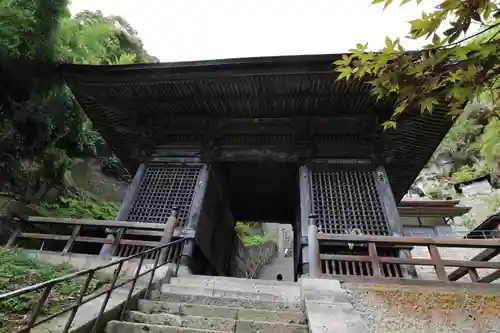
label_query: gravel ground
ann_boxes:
[342,283,500,333]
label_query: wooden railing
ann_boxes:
[2,215,177,257]
[316,233,500,285]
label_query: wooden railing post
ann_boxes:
[427,244,449,282]
[368,242,383,277]
[6,227,21,247]
[308,214,321,278]
[62,225,82,254]
[158,208,178,264]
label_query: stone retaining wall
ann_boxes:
[229,238,277,278]
[343,282,500,333]
[26,250,164,279]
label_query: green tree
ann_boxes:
[0,0,156,200]
[335,0,500,129]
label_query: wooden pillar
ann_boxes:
[374,166,417,278]
[100,163,146,258]
[308,214,321,278]
[299,165,312,277]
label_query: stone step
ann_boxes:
[170,276,299,288]
[169,276,301,300]
[126,311,309,333]
[106,321,225,333]
[126,311,235,331]
[149,289,302,311]
[138,300,307,324]
[160,284,301,303]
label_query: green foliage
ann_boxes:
[440,115,485,156]
[336,0,500,190]
[457,214,477,229]
[335,0,500,129]
[0,247,109,332]
[477,115,500,177]
[0,1,157,201]
[487,192,500,211]
[235,222,272,246]
[451,164,490,183]
[32,197,118,220]
[425,185,448,199]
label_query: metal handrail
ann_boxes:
[0,236,192,333]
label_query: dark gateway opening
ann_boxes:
[219,162,298,223]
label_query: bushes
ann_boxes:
[451,164,490,183]
[0,247,109,333]
[235,222,272,246]
[32,197,118,220]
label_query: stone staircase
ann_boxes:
[106,275,309,333]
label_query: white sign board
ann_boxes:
[461,179,492,197]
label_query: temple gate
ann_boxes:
[61,54,453,279]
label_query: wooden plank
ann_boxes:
[478,269,500,283]
[19,233,69,241]
[368,242,382,277]
[26,216,165,230]
[398,200,460,207]
[124,229,164,237]
[5,227,21,247]
[11,213,58,234]
[118,239,159,247]
[428,244,449,281]
[448,248,500,281]
[320,254,371,262]
[384,257,500,270]
[62,225,81,254]
[398,206,469,217]
[318,241,412,249]
[317,234,500,248]
[17,233,160,248]
[320,254,500,270]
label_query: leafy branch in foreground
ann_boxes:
[335,0,500,130]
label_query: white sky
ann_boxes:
[69,0,442,62]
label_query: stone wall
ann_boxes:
[25,250,165,279]
[229,238,277,278]
[343,282,500,333]
[262,223,293,258]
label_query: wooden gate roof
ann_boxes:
[59,53,454,201]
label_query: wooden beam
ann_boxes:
[478,269,500,283]
[26,216,165,230]
[124,229,164,237]
[448,248,500,281]
[319,254,500,269]
[317,234,500,248]
[17,233,160,248]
